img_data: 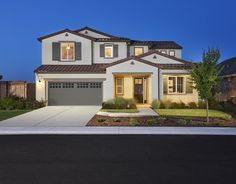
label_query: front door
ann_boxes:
[134,78,144,103]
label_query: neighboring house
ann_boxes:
[0,81,35,100]
[35,26,198,106]
[216,57,236,102]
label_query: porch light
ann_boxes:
[66,45,71,50]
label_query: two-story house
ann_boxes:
[35,26,198,105]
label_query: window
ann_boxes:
[160,50,167,54]
[168,76,185,94]
[169,50,175,56]
[49,83,61,88]
[115,78,124,95]
[62,83,74,88]
[61,42,75,61]
[105,45,113,58]
[77,83,89,88]
[134,47,144,56]
[90,82,102,88]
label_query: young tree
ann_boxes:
[0,74,2,80]
[190,48,221,123]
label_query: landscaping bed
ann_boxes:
[87,115,236,127]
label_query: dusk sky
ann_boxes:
[0,0,235,82]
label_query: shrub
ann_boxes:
[188,102,198,109]
[157,117,166,124]
[146,119,156,126]
[151,99,161,109]
[198,122,208,126]
[112,118,121,122]
[215,120,225,127]
[179,101,186,109]
[0,98,17,110]
[160,100,172,109]
[198,101,206,109]
[97,118,106,123]
[129,118,138,126]
[176,119,187,126]
[102,97,137,109]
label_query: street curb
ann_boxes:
[0,127,236,135]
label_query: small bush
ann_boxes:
[151,99,161,109]
[198,101,206,109]
[146,119,156,126]
[112,118,121,122]
[160,100,172,109]
[102,97,137,109]
[198,122,208,126]
[176,119,187,126]
[188,102,198,109]
[129,118,139,126]
[215,120,225,127]
[0,98,17,110]
[157,117,166,124]
[97,118,106,123]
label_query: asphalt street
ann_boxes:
[0,135,235,184]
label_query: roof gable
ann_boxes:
[75,26,116,38]
[218,57,236,76]
[37,29,95,42]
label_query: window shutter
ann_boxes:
[163,76,168,94]
[100,44,105,57]
[186,76,193,93]
[52,42,60,61]
[114,44,119,57]
[75,42,82,60]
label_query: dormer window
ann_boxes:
[61,42,75,61]
[105,44,113,58]
[134,47,144,56]
[160,50,167,54]
[169,50,175,56]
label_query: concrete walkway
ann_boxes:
[0,127,236,135]
[0,106,101,127]
[97,107,158,117]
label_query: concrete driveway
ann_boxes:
[0,106,101,127]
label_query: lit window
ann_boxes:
[61,42,75,61]
[169,50,175,56]
[105,45,113,58]
[134,47,144,56]
[160,50,167,54]
[168,76,185,94]
[115,78,124,95]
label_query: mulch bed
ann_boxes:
[87,115,236,127]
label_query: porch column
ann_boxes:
[151,71,159,100]
[103,72,114,101]
[158,69,163,100]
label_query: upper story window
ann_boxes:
[105,44,113,58]
[160,50,167,54]
[134,47,144,56]
[168,76,185,94]
[61,42,75,61]
[169,50,175,56]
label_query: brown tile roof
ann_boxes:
[218,57,236,77]
[130,40,183,49]
[105,56,163,68]
[34,64,108,73]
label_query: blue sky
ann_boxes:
[0,0,235,82]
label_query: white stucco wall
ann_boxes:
[142,53,183,64]
[104,59,159,101]
[93,42,127,63]
[42,32,92,65]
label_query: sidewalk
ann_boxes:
[0,127,236,135]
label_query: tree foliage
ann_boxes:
[190,48,221,122]
[0,75,2,80]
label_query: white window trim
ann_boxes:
[134,47,144,56]
[160,50,167,54]
[167,76,186,94]
[104,44,114,58]
[60,42,75,61]
[169,50,175,56]
[115,78,124,95]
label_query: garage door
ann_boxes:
[48,82,103,105]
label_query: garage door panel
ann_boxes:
[48,82,102,106]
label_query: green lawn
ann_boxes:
[156,109,232,120]
[101,109,139,113]
[0,110,30,121]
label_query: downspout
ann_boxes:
[158,68,160,100]
[91,40,94,64]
